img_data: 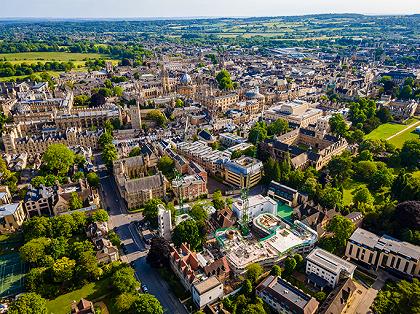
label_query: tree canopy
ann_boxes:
[41,144,75,176]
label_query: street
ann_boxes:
[96,156,187,314]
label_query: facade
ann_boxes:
[345,228,420,278]
[191,276,224,309]
[2,124,102,156]
[223,156,263,189]
[262,128,348,171]
[267,181,308,207]
[219,132,247,147]
[306,248,356,289]
[158,204,172,241]
[231,194,277,221]
[264,100,322,128]
[113,156,167,209]
[0,202,26,233]
[256,275,319,314]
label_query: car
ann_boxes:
[141,284,149,293]
[106,206,111,212]
[130,261,135,267]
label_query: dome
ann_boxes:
[179,72,192,85]
[245,87,264,99]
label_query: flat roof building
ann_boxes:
[256,275,319,314]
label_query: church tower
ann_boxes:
[129,101,142,130]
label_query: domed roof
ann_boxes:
[179,72,192,85]
[245,87,264,99]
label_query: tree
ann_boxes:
[246,263,263,283]
[108,230,121,247]
[146,110,167,127]
[98,132,113,148]
[131,294,164,314]
[90,92,106,107]
[315,291,326,302]
[376,107,393,123]
[391,173,420,202]
[267,119,288,136]
[70,240,94,260]
[22,216,52,241]
[372,278,420,314]
[42,144,75,175]
[242,279,253,295]
[47,236,68,260]
[216,69,234,90]
[129,147,142,157]
[283,257,297,276]
[327,154,353,183]
[270,265,282,277]
[399,85,413,100]
[369,167,394,191]
[86,172,100,188]
[115,292,140,313]
[394,201,420,230]
[190,203,209,223]
[147,237,171,268]
[25,267,46,294]
[329,114,348,137]
[69,192,83,210]
[111,266,139,294]
[157,156,175,178]
[326,215,355,250]
[400,140,420,170]
[102,143,118,167]
[248,122,267,144]
[319,186,342,209]
[75,251,102,281]
[242,303,267,314]
[143,198,164,227]
[353,186,374,206]
[52,214,76,238]
[8,293,47,314]
[354,161,378,182]
[20,237,51,265]
[52,257,76,283]
[175,98,184,108]
[172,219,202,250]
[212,190,225,210]
[92,209,109,222]
[74,95,90,107]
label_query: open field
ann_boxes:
[46,278,112,314]
[0,71,61,82]
[387,122,420,148]
[0,52,107,65]
[365,117,420,148]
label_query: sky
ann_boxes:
[0,0,419,18]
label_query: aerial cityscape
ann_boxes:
[0,2,419,314]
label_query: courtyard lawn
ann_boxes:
[343,179,367,206]
[46,278,111,314]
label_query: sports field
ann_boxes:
[0,253,26,298]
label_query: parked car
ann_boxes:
[141,284,149,293]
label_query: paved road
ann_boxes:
[95,156,187,314]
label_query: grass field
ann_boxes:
[387,122,420,148]
[343,179,367,206]
[0,253,26,298]
[0,52,107,65]
[365,123,410,140]
[46,278,112,314]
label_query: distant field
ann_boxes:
[0,52,107,64]
[0,71,60,82]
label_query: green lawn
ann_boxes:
[387,123,420,148]
[365,123,409,140]
[46,278,111,314]
[343,179,367,206]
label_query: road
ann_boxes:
[95,156,187,314]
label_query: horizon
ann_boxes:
[1,0,419,19]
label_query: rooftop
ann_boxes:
[307,248,356,275]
